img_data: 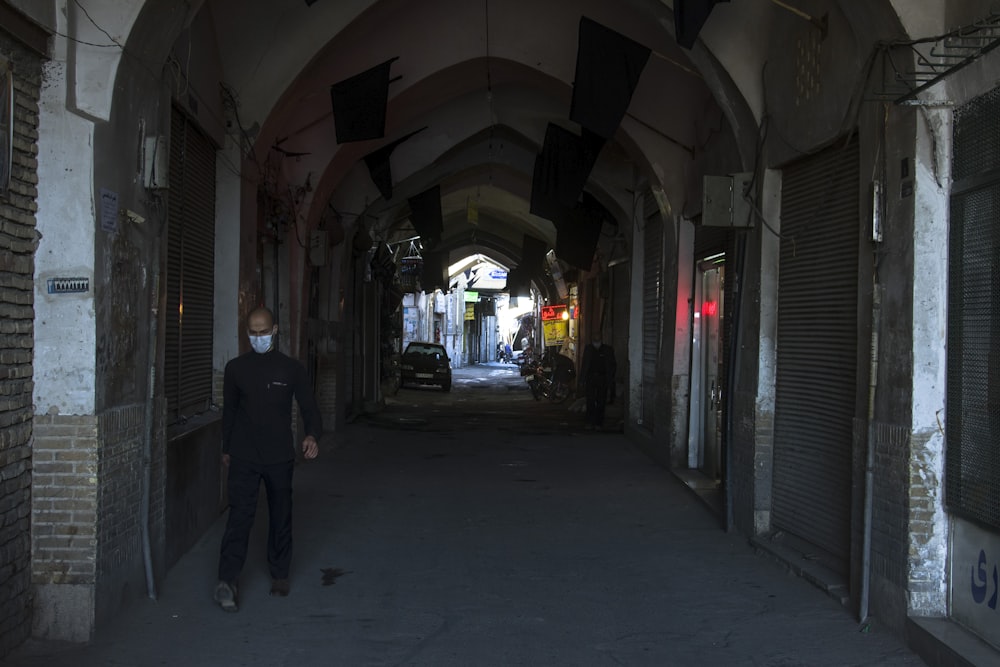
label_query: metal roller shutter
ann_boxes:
[947,86,1000,530]
[641,194,663,429]
[165,106,217,422]
[772,136,859,571]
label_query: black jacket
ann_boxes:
[580,342,617,389]
[222,349,323,464]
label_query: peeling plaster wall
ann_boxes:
[35,61,96,416]
[749,168,781,537]
[907,108,949,616]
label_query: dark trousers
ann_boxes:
[218,457,294,583]
[585,374,609,426]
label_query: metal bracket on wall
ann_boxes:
[893,11,1000,105]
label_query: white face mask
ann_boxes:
[249,333,273,354]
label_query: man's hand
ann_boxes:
[221,453,231,467]
[302,435,319,459]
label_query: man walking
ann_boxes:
[213,306,322,612]
[580,337,617,430]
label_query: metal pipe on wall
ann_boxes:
[141,245,161,601]
[859,284,883,625]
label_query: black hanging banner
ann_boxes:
[363,127,427,200]
[569,17,651,140]
[504,267,530,298]
[520,234,549,279]
[674,0,728,49]
[555,194,605,271]
[420,250,447,291]
[407,185,443,245]
[529,123,604,223]
[330,57,399,143]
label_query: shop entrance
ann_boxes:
[688,257,725,480]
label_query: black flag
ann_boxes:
[530,124,604,222]
[674,0,728,49]
[407,186,443,245]
[569,17,651,139]
[330,57,398,143]
[504,267,530,298]
[555,194,605,271]
[520,234,548,280]
[420,251,447,291]
[363,127,427,200]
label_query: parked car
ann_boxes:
[400,341,452,391]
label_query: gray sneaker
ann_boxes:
[213,581,238,612]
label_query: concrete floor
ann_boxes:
[4,362,925,666]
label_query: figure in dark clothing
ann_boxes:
[213,307,322,612]
[580,339,617,430]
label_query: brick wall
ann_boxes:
[869,421,911,632]
[95,405,144,590]
[907,428,948,616]
[30,414,98,642]
[94,402,166,624]
[32,405,167,640]
[0,34,42,659]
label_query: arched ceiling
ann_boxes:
[194,0,727,269]
[120,0,923,271]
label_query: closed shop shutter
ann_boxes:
[165,106,217,422]
[947,87,1000,531]
[642,193,663,429]
[772,136,860,571]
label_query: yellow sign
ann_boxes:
[542,320,568,345]
[467,197,479,226]
[464,303,475,321]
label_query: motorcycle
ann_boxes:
[525,353,575,403]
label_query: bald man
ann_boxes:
[213,307,322,612]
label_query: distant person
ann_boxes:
[580,337,616,430]
[504,342,513,363]
[213,306,322,612]
[542,347,574,382]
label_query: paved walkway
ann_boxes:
[4,364,924,666]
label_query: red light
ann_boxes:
[702,301,718,317]
[541,305,567,321]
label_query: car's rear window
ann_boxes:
[405,344,445,356]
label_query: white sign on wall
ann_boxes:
[952,516,1000,649]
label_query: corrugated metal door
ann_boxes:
[165,106,217,422]
[641,194,663,429]
[772,137,859,571]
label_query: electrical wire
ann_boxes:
[66,2,264,187]
[484,0,496,189]
[286,186,309,250]
[72,0,125,49]
[49,30,118,49]
[46,2,259,190]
